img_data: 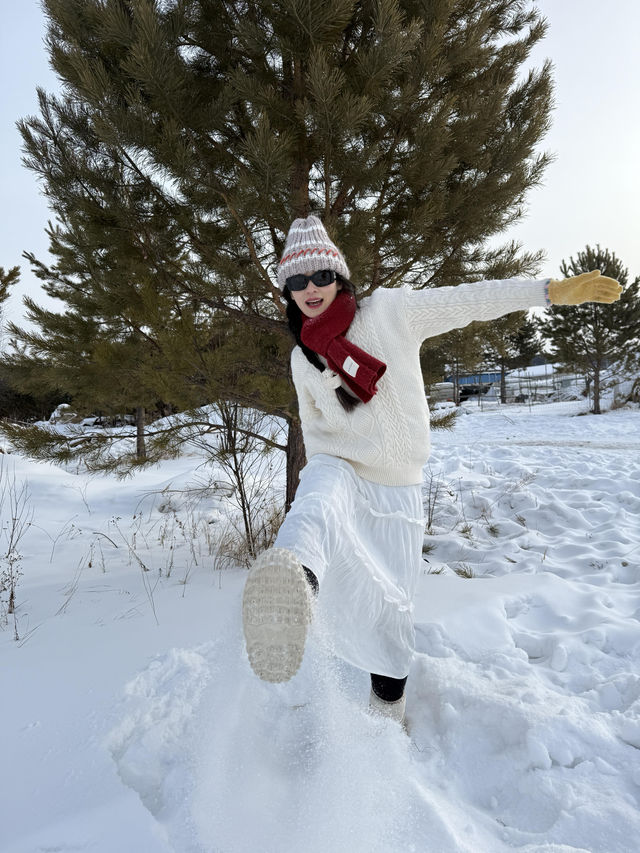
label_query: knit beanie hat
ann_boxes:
[277,215,350,291]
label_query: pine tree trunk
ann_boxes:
[285,55,309,512]
[290,56,310,219]
[285,418,305,513]
[593,368,601,414]
[453,359,461,406]
[500,359,507,404]
[136,406,146,459]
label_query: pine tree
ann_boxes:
[1,266,60,420]
[420,340,448,389]
[483,313,539,402]
[538,246,640,414]
[432,323,485,406]
[0,266,20,337]
[5,0,553,504]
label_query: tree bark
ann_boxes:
[453,359,461,406]
[500,358,507,404]
[136,406,146,459]
[290,56,310,219]
[285,418,306,513]
[593,366,601,414]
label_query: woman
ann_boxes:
[242,216,621,724]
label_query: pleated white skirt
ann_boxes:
[274,454,424,678]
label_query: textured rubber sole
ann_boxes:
[242,548,312,683]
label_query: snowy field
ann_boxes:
[1,399,640,853]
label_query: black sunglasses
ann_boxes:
[285,269,336,292]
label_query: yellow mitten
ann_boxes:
[548,270,622,305]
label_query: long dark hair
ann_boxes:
[282,274,361,411]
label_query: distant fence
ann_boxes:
[464,368,633,410]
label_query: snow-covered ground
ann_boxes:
[1,399,639,853]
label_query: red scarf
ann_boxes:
[300,291,387,403]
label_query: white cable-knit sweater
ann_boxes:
[291,278,550,486]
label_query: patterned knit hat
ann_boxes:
[277,215,350,291]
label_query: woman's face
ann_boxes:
[290,271,342,318]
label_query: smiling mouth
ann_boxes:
[306,298,323,308]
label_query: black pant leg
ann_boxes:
[370,673,407,703]
[302,566,319,596]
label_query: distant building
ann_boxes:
[444,372,502,385]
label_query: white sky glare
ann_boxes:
[507,0,640,280]
[1,1,640,326]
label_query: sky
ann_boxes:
[1,0,640,328]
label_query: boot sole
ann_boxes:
[242,548,311,683]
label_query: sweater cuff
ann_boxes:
[521,278,553,308]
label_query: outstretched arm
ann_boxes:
[402,271,622,345]
[403,277,549,344]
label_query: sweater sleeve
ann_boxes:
[403,278,551,345]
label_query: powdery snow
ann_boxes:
[1,401,639,853]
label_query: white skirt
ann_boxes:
[274,454,424,678]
